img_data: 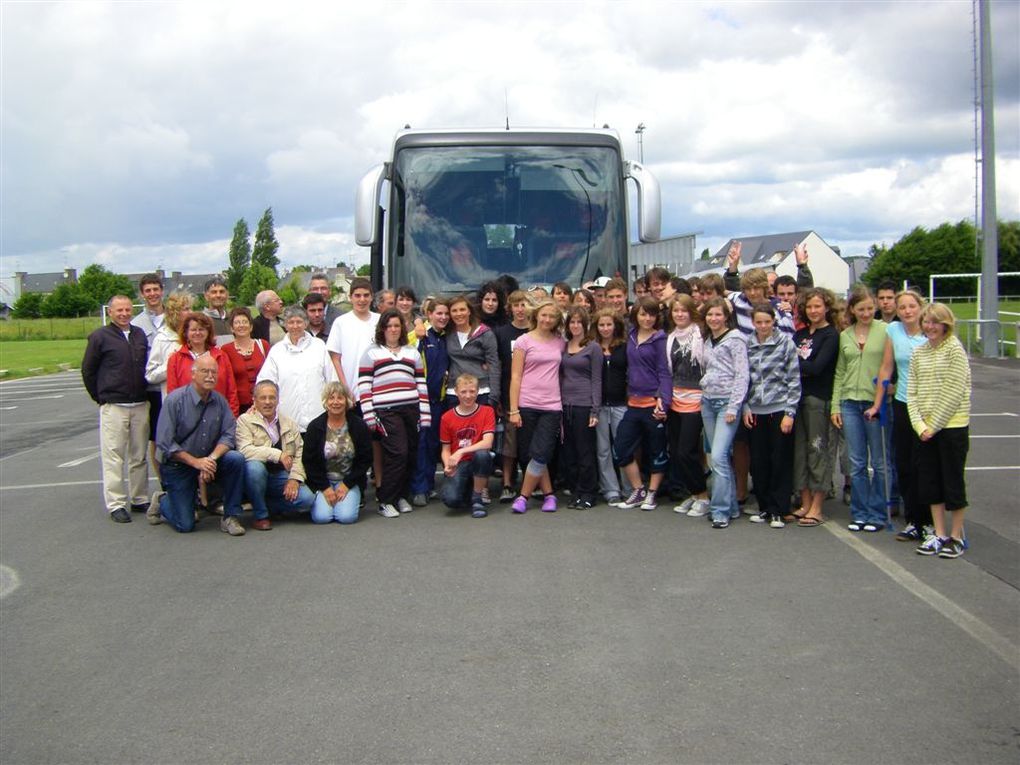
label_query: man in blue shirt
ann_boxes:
[149,354,247,536]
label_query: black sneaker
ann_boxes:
[938,537,965,558]
[895,524,921,542]
[109,507,131,523]
[575,498,594,510]
[711,518,730,529]
[499,486,515,504]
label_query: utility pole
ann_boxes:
[635,123,646,164]
[979,0,999,357]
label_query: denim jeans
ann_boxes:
[440,450,493,508]
[840,400,889,525]
[311,482,362,524]
[159,450,245,533]
[244,461,314,520]
[701,397,739,523]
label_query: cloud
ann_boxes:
[1,0,1017,281]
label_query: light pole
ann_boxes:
[635,123,646,164]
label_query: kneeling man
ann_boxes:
[439,374,495,518]
[150,354,247,536]
[236,380,314,530]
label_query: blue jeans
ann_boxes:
[701,398,739,523]
[440,450,494,508]
[410,402,445,495]
[311,482,362,524]
[244,461,314,520]
[612,406,668,473]
[159,450,245,533]
[841,400,889,525]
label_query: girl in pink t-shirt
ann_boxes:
[507,300,566,513]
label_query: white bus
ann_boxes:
[354,127,661,296]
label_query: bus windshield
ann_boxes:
[388,144,626,294]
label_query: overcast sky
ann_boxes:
[2,0,1018,280]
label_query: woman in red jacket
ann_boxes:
[166,312,240,416]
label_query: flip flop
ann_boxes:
[784,511,808,522]
[798,516,825,527]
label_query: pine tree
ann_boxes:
[252,207,280,273]
[225,218,251,295]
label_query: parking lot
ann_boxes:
[1,361,1018,764]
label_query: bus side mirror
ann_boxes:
[624,160,661,243]
[355,164,388,247]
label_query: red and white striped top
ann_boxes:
[357,345,431,431]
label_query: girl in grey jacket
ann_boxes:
[743,303,801,526]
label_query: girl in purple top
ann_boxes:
[508,300,567,513]
[560,306,603,509]
[614,297,671,511]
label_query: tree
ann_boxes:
[252,207,280,273]
[699,248,710,260]
[225,218,251,295]
[77,264,135,306]
[236,263,280,308]
[356,264,372,276]
[863,219,1020,297]
[41,283,96,317]
[11,292,44,318]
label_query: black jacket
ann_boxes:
[301,410,373,492]
[81,323,149,405]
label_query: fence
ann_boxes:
[955,319,1018,358]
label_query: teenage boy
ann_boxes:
[603,278,629,316]
[646,267,676,304]
[493,290,532,501]
[326,278,379,404]
[876,281,899,323]
[308,273,342,327]
[439,375,496,518]
[302,292,331,341]
[132,273,166,472]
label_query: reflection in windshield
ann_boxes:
[389,145,626,294]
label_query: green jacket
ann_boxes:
[831,320,888,414]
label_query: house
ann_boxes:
[629,233,699,283]
[694,231,850,295]
[5,268,79,301]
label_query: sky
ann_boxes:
[2,0,1018,281]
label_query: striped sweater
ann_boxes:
[907,335,971,435]
[357,345,431,431]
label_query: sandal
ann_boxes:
[784,510,808,523]
[798,516,825,527]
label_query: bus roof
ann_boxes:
[392,127,624,152]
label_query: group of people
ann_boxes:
[82,255,973,558]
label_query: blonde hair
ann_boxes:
[529,299,564,332]
[921,302,956,337]
[320,380,354,408]
[164,291,194,333]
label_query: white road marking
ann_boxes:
[0,565,21,599]
[965,465,1020,471]
[57,453,100,467]
[827,524,1020,671]
[970,412,1019,417]
[0,406,16,410]
[0,445,41,463]
[969,435,1019,438]
[0,394,64,402]
[0,478,159,491]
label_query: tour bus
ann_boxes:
[354,127,661,297]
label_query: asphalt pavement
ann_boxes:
[1,364,1018,764]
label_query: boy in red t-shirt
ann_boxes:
[439,374,496,518]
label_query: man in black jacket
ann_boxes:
[82,295,150,523]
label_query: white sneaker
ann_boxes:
[749,512,768,524]
[673,497,696,514]
[686,499,710,517]
[378,503,400,518]
[397,498,414,514]
[769,516,786,528]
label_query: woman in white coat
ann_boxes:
[256,306,338,432]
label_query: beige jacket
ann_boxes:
[235,410,307,483]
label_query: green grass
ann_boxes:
[0,339,87,379]
[0,316,102,341]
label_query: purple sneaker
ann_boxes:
[511,496,528,514]
[541,495,558,512]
